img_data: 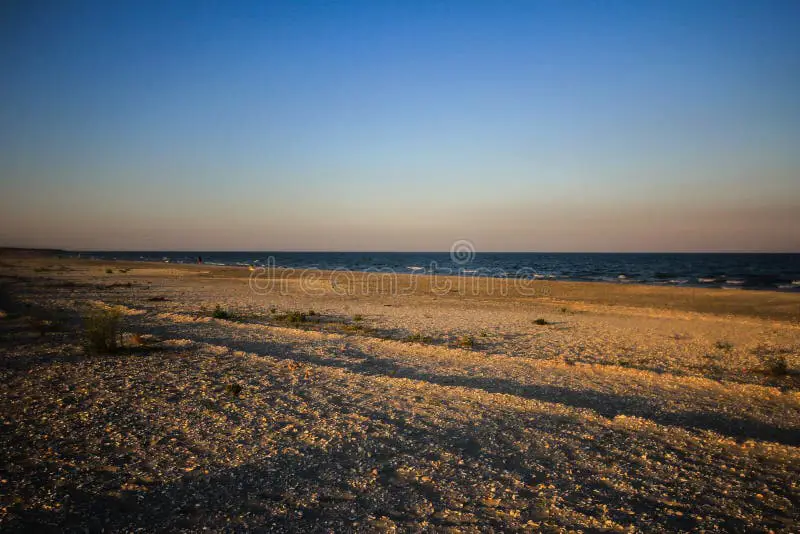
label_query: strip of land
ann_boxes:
[1,256,798,531]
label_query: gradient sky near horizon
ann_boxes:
[1,0,799,252]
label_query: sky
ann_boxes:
[1,0,799,252]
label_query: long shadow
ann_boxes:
[0,440,587,532]
[4,369,775,533]
[0,388,697,533]
[150,318,800,446]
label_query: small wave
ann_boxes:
[792,280,800,286]
[407,266,425,272]
[595,276,619,283]
[698,277,716,283]
[669,279,688,284]
[726,280,745,285]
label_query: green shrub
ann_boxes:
[341,323,369,333]
[83,307,122,354]
[212,305,231,320]
[353,314,364,322]
[533,318,550,326]
[288,311,307,323]
[275,310,307,323]
[404,333,432,343]
[105,268,114,274]
[715,340,734,351]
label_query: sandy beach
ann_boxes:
[1,255,799,532]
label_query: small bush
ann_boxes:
[269,307,277,314]
[288,311,307,323]
[560,307,569,314]
[341,323,369,333]
[275,310,307,323]
[212,305,231,320]
[763,355,789,376]
[752,345,792,376]
[105,268,114,274]
[225,382,242,397]
[404,333,432,343]
[533,318,550,326]
[307,310,317,316]
[353,314,364,322]
[458,335,475,348]
[715,340,734,352]
[83,307,122,354]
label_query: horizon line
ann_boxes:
[7,247,798,255]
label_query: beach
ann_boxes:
[1,255,799,531]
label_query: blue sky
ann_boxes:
[1,0,798,251]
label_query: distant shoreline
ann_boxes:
[8,255,800,321]
[66,250,800,293]
[4,247,799,293]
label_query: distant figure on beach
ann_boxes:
[197,256,203,264]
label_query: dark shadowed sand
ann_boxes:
[1,255,798,532]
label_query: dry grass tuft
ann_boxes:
[458,335,475,348]
[83,307,122,354]
[404,333,433,344]
[274,310,309,323]
[751,344,793,376]
[715,340,734,352]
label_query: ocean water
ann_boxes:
[73,251,800,291]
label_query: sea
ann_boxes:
[71,251,800,292]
